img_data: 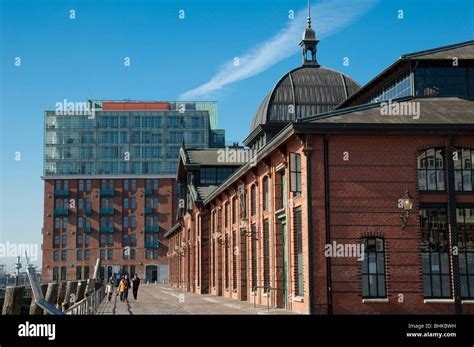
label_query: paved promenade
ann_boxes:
[96,284,296,315]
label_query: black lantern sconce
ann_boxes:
[399,190,414,229]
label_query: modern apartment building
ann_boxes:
[41,100,225,282]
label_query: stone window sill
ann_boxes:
[424,299,455,304]
[462,300,474,304]
[292,296,304,303]
[362,298,389,303]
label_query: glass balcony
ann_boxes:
[54,188,69,196]
[145,241,159,248]
[54,208,69,215]
[100,187,114,196]
[84,225,91,233]
[100,208,114,215]
[145,207,152,214]
[145,188,152,196]
[84,207,92,215]
[100,226,114,232]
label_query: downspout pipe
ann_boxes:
[446,136,462,315]
[304,139,315,315]
[324,136,333,315]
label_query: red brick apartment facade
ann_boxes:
[166,38,474,314]
[42,178,176,282]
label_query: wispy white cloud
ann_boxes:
[180,0,376,100]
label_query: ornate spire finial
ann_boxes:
[307,0,311,28]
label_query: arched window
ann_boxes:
[361,237,386,298]
[420,207,451,298]
[305,49,313,61]
[232,196,237,225]
[251,184,257,216]
[262,176,269,212]
[456,207,474,299]
[418,148,445,191]
[454,148,473,192]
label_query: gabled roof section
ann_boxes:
[401,40,474,60]
[303,97,474,125]
[337,40,474,109]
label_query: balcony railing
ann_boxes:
[54,208,69,215]
[145,225,159,232]
[54,188,69,196]
[99,208,114,215]
[145,241,159,248]
[100,187,114,196]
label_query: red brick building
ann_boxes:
[165,16,474,314]
[42,177,177,282]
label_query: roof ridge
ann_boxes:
[401,40,474,59]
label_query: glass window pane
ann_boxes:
[378,275,385,297]
[440,253,449,274]
[459,253,467,274]
[460,276,468,298]
[469,276,474,298]
[368,254,377,273]
[423,275,432,297]
[377,254,385,274]
[431,253,440,273]
[441,275,451,297]
[432,275,441,297]
[369,274,377,296]
[422,253,430,273]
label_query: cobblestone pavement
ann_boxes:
[96,284,296,315]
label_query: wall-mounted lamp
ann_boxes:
[241,228,258,240]
[214,231,227,245]
[399,190,413,229]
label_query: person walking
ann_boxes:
[123,274,131,302]
[131,274,140,300]
[117,275,130,302]
[106,277,115,302]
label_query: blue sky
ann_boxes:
[0,0,472,267]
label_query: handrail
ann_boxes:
[26,266,64,315]
[64,286,105,315]
[252,285,286,312]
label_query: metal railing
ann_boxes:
[252,286,286,312]
[64,286,105,315]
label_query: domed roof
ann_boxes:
[250,65,360,132]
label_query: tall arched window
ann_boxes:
[361,237,386,298]
[454,148,473,192]
[420,207,451,298]
[457,207,474,299]
[251,184,257,216]
[262,176,269,212]
[418,148,445,191]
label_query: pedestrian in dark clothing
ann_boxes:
[132,274,140,300]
